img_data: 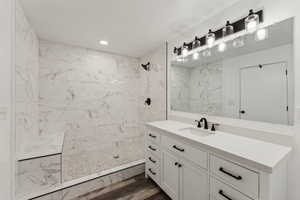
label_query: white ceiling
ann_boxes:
[20,0,241,58]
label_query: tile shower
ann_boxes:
[15,1,166,199]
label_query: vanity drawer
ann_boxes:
[146,141,161,158]
[210,155,259,199]
[210,177,252,200]
[146,130,161,144]
[146,156,160,184]
[146,151,160,168]
[161,135,208,169]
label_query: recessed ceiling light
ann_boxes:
[99,40,109,46]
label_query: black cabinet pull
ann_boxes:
[219,167,242,180]
[149,133,157,138]
[148,168,156,175]
[148,145,156,151]
[175,162,178,166]
[178,163,182,168]
[148,157,156,163]
[173,145,184,152]
[219,190,232,200]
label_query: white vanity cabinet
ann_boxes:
[146,130,209,200]
[145,121,291,200]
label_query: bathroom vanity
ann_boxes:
[145,120,291,200]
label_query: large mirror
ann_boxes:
[170,18,294,125]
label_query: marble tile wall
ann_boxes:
[16,0,60,196]
[17,155,61,196]
[39,41,147,182]
[16,2,167,197]
[33,164,145,200]
[170,66,191,112]
[16,0,39,150]
[171,62,223,115]
[189,62,223,115]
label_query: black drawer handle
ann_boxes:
[219,190,232,200]
[149,133,157,138]
[148,145,157,151]
[148,168,156,175]
[173,145,184,152]
[148,157,156,164]
[219,167,242,180]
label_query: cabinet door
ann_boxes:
[161,150,180,200]
[180,160,209,200]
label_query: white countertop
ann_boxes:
[17,132,65,161]
[147,120,292,173]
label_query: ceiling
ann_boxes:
[20,0,241,58]
[172,18,293,68]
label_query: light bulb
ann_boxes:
[206,29,215,48]
[99,40,109,46]
[222,21,234,37]
[218,42,227,52]
[255,28,268,41]
[182,47,188,57]
[193,52,200,60]
[245,9,259,33]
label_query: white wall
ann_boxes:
[0,0,15,199]
[167,0,300,199]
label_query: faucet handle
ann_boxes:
[211,123,220,131]
[195,120,201,128]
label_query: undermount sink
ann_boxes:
[179,127,211,137]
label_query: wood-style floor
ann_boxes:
[77,174,171,200]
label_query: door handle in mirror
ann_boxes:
[239,110,246,114]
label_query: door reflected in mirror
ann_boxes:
[170,18,294,125]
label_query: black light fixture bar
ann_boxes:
[174,10,264,56]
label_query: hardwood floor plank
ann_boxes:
[77,174,171,200]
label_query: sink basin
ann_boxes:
[179,127,211,137]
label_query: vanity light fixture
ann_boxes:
[193,36,201,48]
[99,40,109,46]
[193,52,200,60]
[182,43,189,57]
[206,29,215,48]
[218,42,227,52]
[245,9,259,33]
[255,28,268,41]
[222,21,234,37]
[173,47,179,55]
[173,9,263,56]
